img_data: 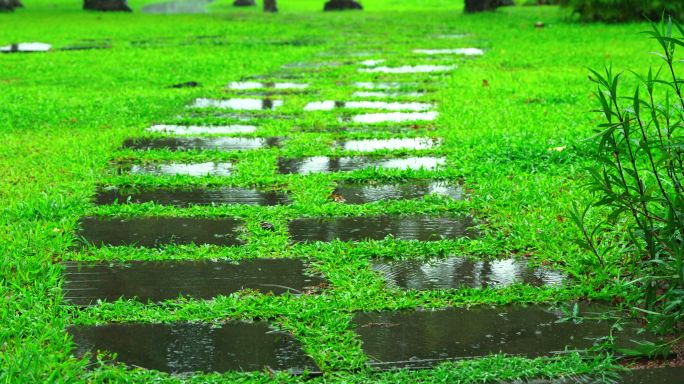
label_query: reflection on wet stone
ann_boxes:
[352,91,426,98]
[413,48,484,56]
[147,124,257,135]
[360,65,456,74]
[372,256,565,290]
[0,42,52,53]
[121,161,233,176]
[278,156,445,174]
[228,82,308,90]
[96,186,290,206]
[79,216,244,247]
[336,138,438,152]
[191,98,283,110]
[141,0,212,14]
[122,137,281,151]
[288,215,473,243]
[304,101,434,112]
[351,111,438,124]
[68,321,319,374]
[333,180,461,204]
[353,304,640,369]
[62,259,325,305]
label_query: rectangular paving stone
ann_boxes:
[191,98,283,110]
[372,256,565,290]
[277,156,445,174]
[413,48,484,56]
[146,124,257,135]
[78,216,244,247]
[122,137,281,151]
[352,305,640,369]
[335,138,438,152]
[228,81,309,90]
[68,321,320,374]
[332,180,461,204]
[120,161,234,176]
[304,101,434,112]
[62,259,325,305]
[351,91,426,98]
[95,186,291,207]
[288,215,473,243]
[350,111,438,124]
[359,65,456,73]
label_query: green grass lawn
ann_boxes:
[0,0,663,382]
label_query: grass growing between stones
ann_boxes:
[0,0,663,382]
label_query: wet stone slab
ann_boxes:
[68,321,319,374]
[141,0,212,14]
[352,305,638,369]
[335,138,438,152]
[351,91,426,98]
[332,180,461,204]
[227,82,309,90]
[95,186,291,206]
[120,161,233,176]
[372,256,565,290]
[147,124,257,135]
[122,137,281,151]
[304,101,434,112]
[277,156,445,174]
[62,259,325,305]
[0,42,52,53]
[350,111,438,124]
[78,216,244,247]
[621,367,684,384]
[191,98,283,110]
[413,48,484,56]
[288,215,473,243]
[359,65,456,74]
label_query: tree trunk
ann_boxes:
[263,0,277,12]
[233,0,255,6]
[83,0,132,12]
[464,0,498,13]
[324,0,362,11]
[0,0,20,11]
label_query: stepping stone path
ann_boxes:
[63,41,677,381]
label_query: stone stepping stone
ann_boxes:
[352,305,641,369]
[95,186,290,207]
[141,0,212,14]
[332,180,461,204]
[227,82,309,90]
[68,321,319,374]
[371,256,565,290]
[334,138,439,152]
[288,215,473,243]
[0,42,51,53]
[120,161,234,176]
[62,259,325,305]
[304,101,434,112]
[354,82,405,90]
[147,124,257,135]
[413,48,484,56]
[359,59,386,66]
[359,65,456,74]
[351,91,426,98]
[78,216,244,247]
[122,137,281,152]
[191,98,283,110]
[350,111,438,124]
[277,156,445,174]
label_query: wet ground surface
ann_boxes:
[120,161,234,176]
[351,91,426,98]
[62,259,325,305]
[350,111,438,124]
[122,137,281,151]
[146,124,257,135]
[141,0,213,14]
[332,180,461,204]
[191,98,283,110]
[304,101,434,112]
[0,42,52,53]
[335,138,438,152]
[621,367,684,384]
[352,305,639,369]
[68,321,319,374]
[371,256,565,290]
[228,82,309,90]
[288,215,474,243]
[78,216,244,247]
[360,65,456,74]
[95,186,290,206]
[277,156,445,174]
[413,48,484,56]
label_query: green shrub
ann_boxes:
[559,0,683,22]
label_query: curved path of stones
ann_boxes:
[62,38,682,382]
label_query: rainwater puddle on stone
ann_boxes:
[352,91,425,98]
[288,215,473,243]
[147,124,257,135]
[360,65,456,74]
[277,156,445,174]
[332,180,461,204]
[304,101,434,112]
[350,111,438,124]
[96,186,290,207]
[227,82,309,90]
[354,82,403,90]
[78,216,244,247]
[413,48,484,56]
[371,256,565,291]
[621,367,684,384]
[122,161,233,176]
[68,321,319,374]
[191,98,283,110]
[360,59,386,66]
[282,61,340,69]
[122,137,281,151]
[0,42,52,53]
[335,138,438,152]
[352,304,638,369]
[141,0,212,14]
[62,259,324,305]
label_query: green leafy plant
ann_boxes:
[572,18,684,339]
[559,0,683,22]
